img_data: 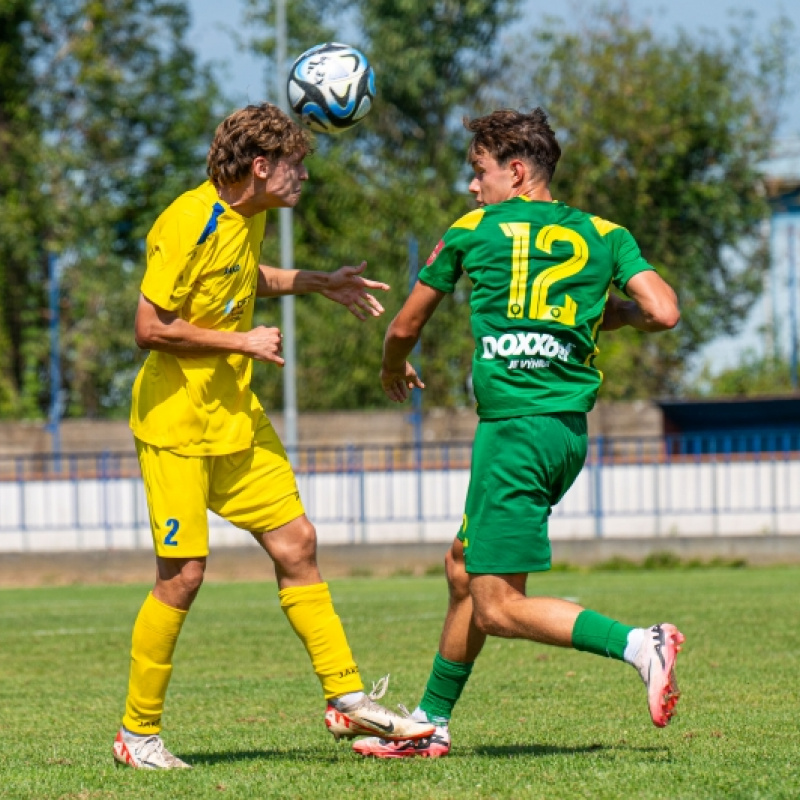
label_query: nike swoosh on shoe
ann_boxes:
[359,718,395,734]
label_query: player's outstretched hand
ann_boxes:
[243,325,285,366]
[381,362,425,403]
[322,261,390,320]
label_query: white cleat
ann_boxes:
[633,623,686,727]
[113,728,192,770]
[325,676,435,742]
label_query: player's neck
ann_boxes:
[517,183,552,203]
[216,180,262,218]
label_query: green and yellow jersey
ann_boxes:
[418,196,654,418]
[130,181,266,455]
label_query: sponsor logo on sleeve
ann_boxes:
[426,239,445,266]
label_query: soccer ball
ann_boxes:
[287,42,375,135]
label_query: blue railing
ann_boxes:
[1,431,799,549]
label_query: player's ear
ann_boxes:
[252,156,271,180]
[509,158,526,186]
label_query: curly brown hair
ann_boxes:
[465,108,561,182]
[207,103,313,187]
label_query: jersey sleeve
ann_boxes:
[141,196,220,311]
[607,227,655,293]
[417,227,468,293]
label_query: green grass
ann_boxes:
[1,567,799,799]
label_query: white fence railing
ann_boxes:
[2,433,800,552]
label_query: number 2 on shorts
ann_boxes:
[164,518,180,547]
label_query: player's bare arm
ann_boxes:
[134,294,285,366]
[600,272,680,332]
[257,261,389,321]
[381,281,445,403]
[599,293,629,331]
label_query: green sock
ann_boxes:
[419,653,474,723]
[571,609,633,661]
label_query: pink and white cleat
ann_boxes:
[352,724,451,759]
[633,623,686,727]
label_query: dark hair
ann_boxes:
[465,108,561,182]
[207,103,312,187]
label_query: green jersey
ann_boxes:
[418,196,654,418]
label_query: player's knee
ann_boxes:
[155,558,206,609]
[271,517,318,570]
[471,601,507,637]
[445,549,470,602]
[292,520,318,566]
[177,560,206,596]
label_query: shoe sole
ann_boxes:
[355,748,449,759]
[649,625,685,728]
[113,754,187,770]
[352,743,450,759]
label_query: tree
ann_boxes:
[0,0,49,417]
[488,4,795,399]
[5,0,788,418]
[353,0,519,409]
[692,351,795,397]
[29,0,223,417]
[244,0,519,410]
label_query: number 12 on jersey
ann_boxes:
[501,222,589,326]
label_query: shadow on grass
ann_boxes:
[184,742,670,766]
[186,748,343,766]
[470,743,667,758]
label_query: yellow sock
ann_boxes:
[279,582,363,699]
[121,592,187,735]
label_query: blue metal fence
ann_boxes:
[1,431,800,548]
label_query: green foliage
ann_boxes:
[246,0,519,410]
[2,0,796,417]
[0,0,221,419]
[691,350,796,396]
[243,0,344,69]
[37,0,223,417]
[247,0,796,410]
[590,552,747,571]
[359,0,518,184]
[491,4,793,399]
[356,0,520,408]
[0,0,49,417]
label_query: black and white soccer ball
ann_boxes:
[287,42,375,135]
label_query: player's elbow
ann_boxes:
[386,319,420,348]
[134,315,158,350]
[649,303,680,331]
[638,293,680,331]
[664,306,681,330]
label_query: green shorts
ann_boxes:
[457,413,588,574]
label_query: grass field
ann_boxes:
[1,566,798,799]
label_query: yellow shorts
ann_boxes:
[135,413,305,558]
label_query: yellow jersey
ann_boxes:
[130,181,267,455]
